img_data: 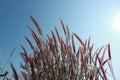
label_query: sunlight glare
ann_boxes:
[112,14,120,31]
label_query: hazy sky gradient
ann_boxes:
[0,0,120,79]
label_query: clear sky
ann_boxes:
[0,0,120,79]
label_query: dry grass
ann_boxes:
[9,16,115,80]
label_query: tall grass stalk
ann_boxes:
[0,48,16,80]
[10,16,115,80]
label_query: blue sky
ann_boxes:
[0,0,120,79]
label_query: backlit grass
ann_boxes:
[8,16,115,80]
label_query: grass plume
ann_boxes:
[9,16,115,80]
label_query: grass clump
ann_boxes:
[9,16,115,80]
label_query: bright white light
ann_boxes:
[112,14,120,31]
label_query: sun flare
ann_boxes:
[112,14,120,31]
